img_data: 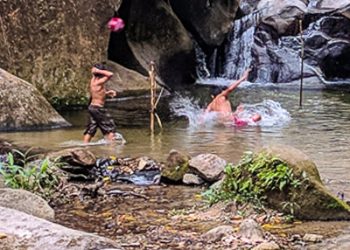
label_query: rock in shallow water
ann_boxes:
[0,68,70,131]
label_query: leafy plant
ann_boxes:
[0,150,60,199]
[203,151,309,216]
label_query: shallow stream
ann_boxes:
[2,85,350,196]
[2,84,350,247]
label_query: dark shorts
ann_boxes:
[83,105,116,136]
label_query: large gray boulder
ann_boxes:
[119,0,196,89]
[105,60,150,95]
[257,0,307,35]
[0,68,70,131]
[0,188,55,221]
[0,206,120,250]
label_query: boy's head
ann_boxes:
[93,63,108,71]
[210,86,227,98]
[252,114,262,122]
[93,63,109,78]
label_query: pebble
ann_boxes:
[252,241,280,250]
[303,233,323,243]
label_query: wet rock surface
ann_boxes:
[2,142,350,249]
[48,147,97,167]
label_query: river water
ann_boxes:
[1,84,350,197]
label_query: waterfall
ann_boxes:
[222,14,258,80]
[193,41,211,80]
[194,2,350,85]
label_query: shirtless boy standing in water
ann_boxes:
[83,64,117,143]
[205,68,261,124]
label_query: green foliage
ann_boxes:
[0,149,60,199]
[50,95,89,110]
[203,151,309,216]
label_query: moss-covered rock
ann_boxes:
[260,144,350,220]
[161,149,190,182]
[205,144,350,220]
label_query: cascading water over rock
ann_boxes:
[196,0,350,86]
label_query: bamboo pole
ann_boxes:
[149,61,156,133]
[299,19,305,107]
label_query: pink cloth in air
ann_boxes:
[108,17,125,32]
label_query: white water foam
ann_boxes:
[170,95,291,128]
[59,132,126,147]
[233,100,291,127]
[169,95,217,128]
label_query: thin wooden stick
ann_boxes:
[299,19,304,107]
[154,87,164,108]
[149,61,156,133]
[155,113,163,129]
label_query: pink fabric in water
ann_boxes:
[233,116,248,127]
[108,17,125,32]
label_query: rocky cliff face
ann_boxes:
[0,0,122,104]
[0,0,240,103]
[108,0,240,90]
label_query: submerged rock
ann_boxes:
[0,68,70,131]
[0,188,54,221]
[0,206,120,250]
[261,144,350,220]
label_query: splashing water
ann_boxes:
[170,95,291,128]
[233,100,291,127]
[169,95,217,128]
